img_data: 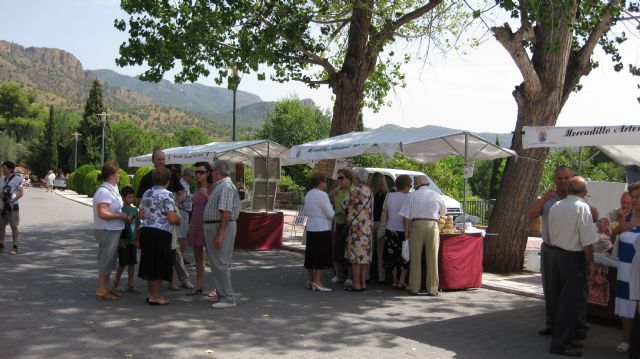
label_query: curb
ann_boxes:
[55,190,92,208]
[481,283,544,300]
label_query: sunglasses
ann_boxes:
[337,176,345,180]
[195,170,207,175]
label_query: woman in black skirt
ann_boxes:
[302,172,335,291]
[381,174,412,289]
[138,167,180,305]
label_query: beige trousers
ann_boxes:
[408,221,439,295]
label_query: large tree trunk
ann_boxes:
[329,76,367,136]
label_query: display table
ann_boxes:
[234,211,284,250]
[438,233,484,290]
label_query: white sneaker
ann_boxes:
[211,301,236,309]
[344,279,353,287]
[330,276,339,284]
[616,342,629,353]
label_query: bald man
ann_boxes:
[546,176,597,357]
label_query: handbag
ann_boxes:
[401,240,410,262]
[587,266,610,306]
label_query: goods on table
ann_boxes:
[441,215,455,234]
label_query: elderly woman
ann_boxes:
[370,172,389,283]
[138,166,180,305]
[611,181,640,353]
[344,168,373,292]
[330,168,354,285]
[92,162,130,300]
[381,174,412,289]
[302,172,335,291]
[186,162,215,296]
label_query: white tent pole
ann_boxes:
[463,133,468,233]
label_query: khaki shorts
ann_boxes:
[0,210,19,228]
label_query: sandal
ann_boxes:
[126,286,142,294]
[148,297,170,305]
[96,292,119,300]
[187,288,203,296]
[397,283,407,290]
[207,290,219,300]
[109,288,123,297]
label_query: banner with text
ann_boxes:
[523,125,640,149]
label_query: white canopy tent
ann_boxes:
[288,126,517,226]
[288,125,516,164]
[522,125,640,167]
[128,140,289,167]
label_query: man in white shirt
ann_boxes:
[399,175,446,296]
[547,176,597,357]
[1,161,24,254]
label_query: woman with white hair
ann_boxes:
[343,168,373,292]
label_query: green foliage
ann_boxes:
[71,164,97,194]
[133,167,153,195]
[538,147,625,195]
[469,160,492,199]
[0,82,45,142]
[115,0,467,122]
[67,172,76,191]
[80,80,114,166]
[173,127,211,146]
[118,168,131,189]
[0,133,29,165]
[43,106,59,171]
[257,97,330,148]
[83,169,101,197]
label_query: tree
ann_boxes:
[482,0,638,272]
[80,80,114,166]
[257,97,331,187]
[489,136,504,200]
[111,119,179,171]
[0,82,44,142]
[43,106,59,171]
[115,0,466,136]
[257,97,331,148]
[174,127,211,146]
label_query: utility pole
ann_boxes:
[72,132,81,171]
[97,112,112,166]
[228,68,241,141]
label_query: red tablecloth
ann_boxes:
[438,233,483,290]
[234,211,283,250]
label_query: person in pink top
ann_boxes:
[186,162,215,296]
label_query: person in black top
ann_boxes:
[136,149,184,202]
[369,172,388,283]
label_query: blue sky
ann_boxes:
[1,0,638,133]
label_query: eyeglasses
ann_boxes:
[195,170,207,175]
[337,176,345,180]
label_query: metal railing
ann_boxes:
[464,199,495,225]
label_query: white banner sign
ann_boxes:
[523,125,640,149]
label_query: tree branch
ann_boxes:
[562,0,622,104]
[249,10,338,81]
[390,0,443,30]
[492,23,542,96]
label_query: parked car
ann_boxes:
[53,176,67,190]
[355,167,463,218]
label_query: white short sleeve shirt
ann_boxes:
[92,182,125,230]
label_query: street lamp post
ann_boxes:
[227,69,241,141]
[97,112,111,166]
[72,132,81,171]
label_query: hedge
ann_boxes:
[83,170,101,197]
[71,164,96,194]
[133,167,153,195]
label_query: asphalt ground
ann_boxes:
[0,188,620,358]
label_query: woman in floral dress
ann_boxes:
[344,168,373,292]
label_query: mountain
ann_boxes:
[90,69,263,120]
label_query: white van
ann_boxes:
[356,167,463,217]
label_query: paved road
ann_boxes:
[0,188,619,358]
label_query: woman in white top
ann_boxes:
[92,162,131,300]
[380,174,412,289]
[302,172,335,291]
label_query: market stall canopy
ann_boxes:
[287,125,516,165]
[128,140,289,167]
[522,125,640,166]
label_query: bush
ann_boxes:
[71,164,96,194]
[133,167,153,195]
[67,172,76,191]
[118,168,131,189]
[83,170,101,197]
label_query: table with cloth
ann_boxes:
[438,232,484,290]
[234,211,284,250]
